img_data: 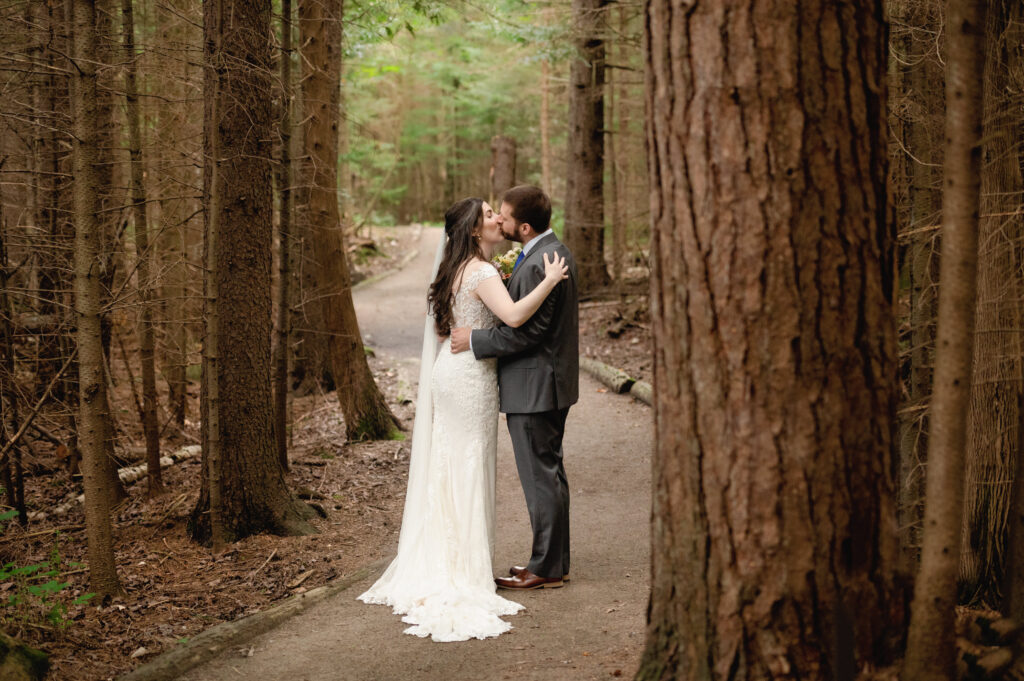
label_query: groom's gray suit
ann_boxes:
[471,232,578,579]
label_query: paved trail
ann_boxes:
[181,227,652,681]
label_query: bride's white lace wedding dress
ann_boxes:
[358,264,524,642]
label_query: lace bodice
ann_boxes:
[358,261,517,643]
[453,264,500,330]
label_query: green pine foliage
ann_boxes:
[343,1,571,225]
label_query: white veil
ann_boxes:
[389,230,446,562]
[358,228,524,641]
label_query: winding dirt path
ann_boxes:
[180,227,652,681]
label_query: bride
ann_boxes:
[357,197,567,642]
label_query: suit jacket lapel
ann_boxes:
[508,233,558,292]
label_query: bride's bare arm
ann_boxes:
[473,253,568,328]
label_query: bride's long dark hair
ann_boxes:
[428,197,487,337]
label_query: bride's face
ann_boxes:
[477,202,504,247]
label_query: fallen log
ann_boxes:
[579,357,635,394]
[26,445,201,522]
[629,380,652,406]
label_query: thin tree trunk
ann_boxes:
[189,0,317,544]
[994,0,1024,621]
[607,10,624,290]
[71,0,124,599]
[204,0,225,553]
[299,0,398,441]
[0,174,27,527]
[121,0,163,496]
[638,0,904,677]
[541,59,551,198]
[895,0,943,567]
[564,0,610,294]
[904,0,989,676]
[33,0,63,396]
[959,0,1024,606]
[153,0,192,434]
[274,0,294,471]
[94,0,121,362]
[490,135,516,203]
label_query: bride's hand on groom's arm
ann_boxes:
[450,327,471,354]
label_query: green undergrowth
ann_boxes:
[0,508,95,632]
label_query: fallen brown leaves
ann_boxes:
[3,353,414,681]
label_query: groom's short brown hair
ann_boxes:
[502,185,551,233]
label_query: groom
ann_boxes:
[450,185,579,590]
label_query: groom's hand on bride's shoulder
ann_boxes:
[450,327,471,354]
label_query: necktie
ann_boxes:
[513,251,525,271]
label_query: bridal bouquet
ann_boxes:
[492,245,522,281]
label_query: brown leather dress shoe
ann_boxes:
[496,568,564,590]
[510,565,571,582]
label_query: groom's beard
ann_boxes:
[500,224,522,242]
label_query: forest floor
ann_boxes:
[3,225,653,681]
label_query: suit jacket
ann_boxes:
[471,232,579,414]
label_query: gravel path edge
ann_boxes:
[117,560,387,681]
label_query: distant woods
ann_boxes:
[0,0,649,595]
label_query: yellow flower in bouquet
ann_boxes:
[492,245,522,281]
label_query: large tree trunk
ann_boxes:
[71,0,124,599]
[960,0,1024,606]
[563,0,610,294]
[121,0,163,497]
[188,0,317,544]
[638,1,904,678]
[298,0,398,441]
[903,0,989,676]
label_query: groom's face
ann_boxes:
[498,202,523,242]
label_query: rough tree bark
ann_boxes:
[188,0,317,544]
[70,0,124,598]
[563,0,610,294]
[993,0,1024,621]
[903,0,988,676]
[60,0,127,505]
[298,0,398,441]
[638,1,904,678]
[960,0,1024,606]
[121,0,162,496]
